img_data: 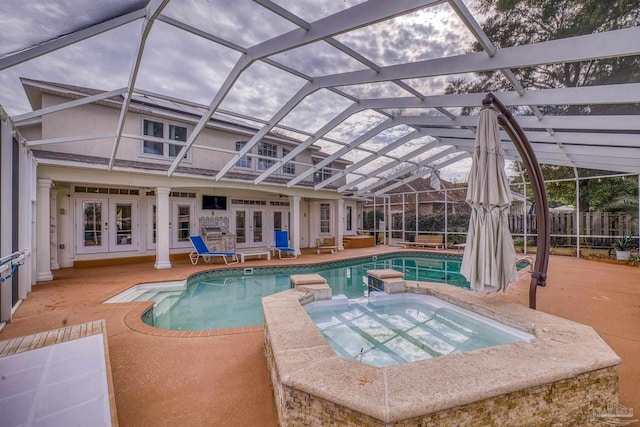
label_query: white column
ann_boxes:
[289,196,301,255]
[36,178,54,281]
[154,187,172,269]
[50,188,60,270]
[18,146,33,298]
[336,199,345,251]
[1,114,13,321]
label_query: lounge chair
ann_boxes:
[274,230,297,259]
[315,237,338,254]
[188,235,239,265]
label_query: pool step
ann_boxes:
[133,291,158,302]
[106,288,151,303]
[153,293,182,317]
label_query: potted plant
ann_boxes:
[613,236,633,260]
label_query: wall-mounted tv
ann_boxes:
[202,195,227,210]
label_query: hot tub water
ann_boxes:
[305,292,534,367]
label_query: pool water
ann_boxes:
[134,253,526,331]
[305,293,534,367]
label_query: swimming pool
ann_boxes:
[112,253,527,331]
[305,293,534,368]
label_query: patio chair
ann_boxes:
[188,235,239,265]
[315,237,338,254]
[274,230,297,259]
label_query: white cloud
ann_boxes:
[0,0,488,181]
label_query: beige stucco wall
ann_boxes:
[27,91,353,264]
[36,93,347,188]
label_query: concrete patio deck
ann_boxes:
[1,247,638,426]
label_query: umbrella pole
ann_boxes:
[482,93,550,310]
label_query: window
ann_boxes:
[168,124,187,157]
[346,206,352,231]
[142,119,188,159]
[257,142,277,171]
[233,141,296,175]
[235,141,251,168]
[282,148,295,175]
[314,161,332,183]
[176,204,191,243]
[320,203,330,234]
[142,120,163,155]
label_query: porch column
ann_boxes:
[336,199,345,251]
[50,187,60,270]
[18,149,35,298]
[289,196,301,255]
[154,187,172,269]
[36,178,54,281]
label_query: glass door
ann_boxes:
[234,208,265,248]
[271,210,289,247]
[79,199,106,254]
[77,197,138,253]
[110,201,136,251]
[171,201,194,248]
[235,209,247,247]
[252,210,264,246]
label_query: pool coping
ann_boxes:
[123,301,264,337]
[112,251,474,337]
[263,280,622,424]
[114,249,528,338]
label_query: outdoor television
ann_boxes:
[202,195,227,210]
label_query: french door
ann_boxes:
[77,197,138,254]
[271,209,289,247]
[146,199,195,250]
[233,208,265,249]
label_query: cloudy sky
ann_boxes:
[0,0,484,181]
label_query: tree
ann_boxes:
[511,163,639,213]
[454,1,640,212]
[456,0,640,115]
[363,209,384,230]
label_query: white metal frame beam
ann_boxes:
[356,148,464,195]
[317,130,430,189]
[0,8,148,71]
[372,153,469,196]
[13,87,128,124]
[253,103,360,183]
[313,27,640,88]
[108,0,171,170]
[337,140,442,192]
[345,146,459,193]
[168,0,446,177]
[286,117,418,187]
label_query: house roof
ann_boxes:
[1,0,639,196]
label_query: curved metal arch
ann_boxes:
[484,93,550,310]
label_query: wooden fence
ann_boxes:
[508,212,637,246]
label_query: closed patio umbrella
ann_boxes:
[461,107,517,293]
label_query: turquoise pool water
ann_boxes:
[305,293,534,368]
[138,253,526,331]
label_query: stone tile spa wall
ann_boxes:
[262,277,621,426]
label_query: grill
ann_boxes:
[201,227,222,239]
